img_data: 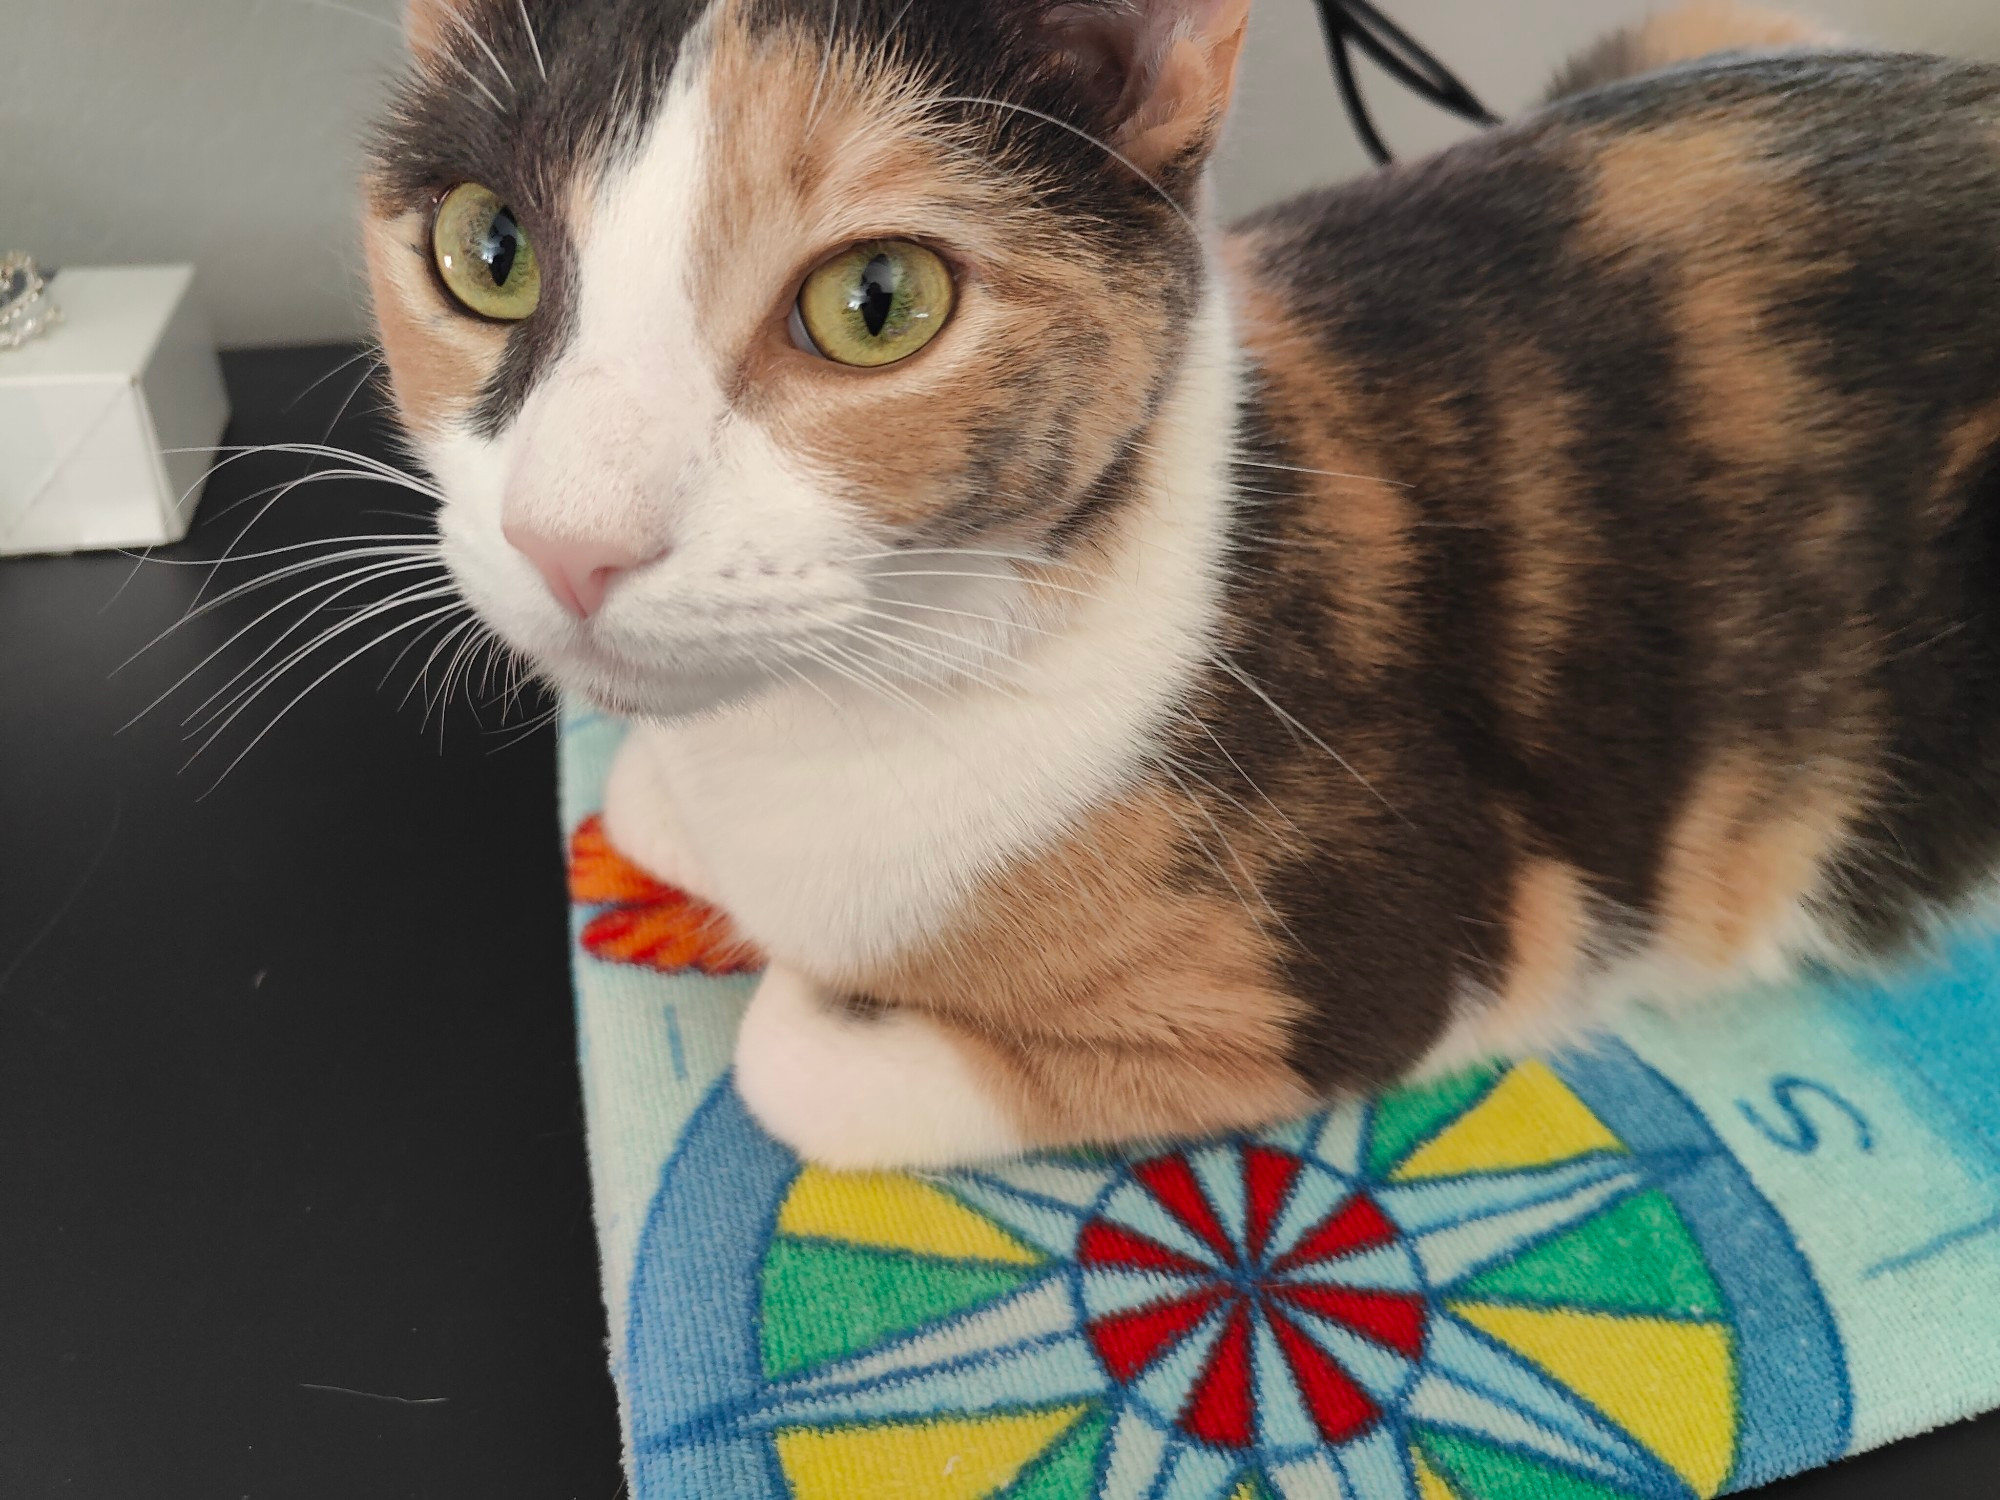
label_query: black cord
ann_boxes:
[1312,0,1500,166]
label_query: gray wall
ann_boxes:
[10,0,2000,347]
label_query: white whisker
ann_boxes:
[190,582,463,742]
[854,546,1098,576]
[1232,457,1411,488]
[1181,707,1304,840]
[380,613,464,696]
[118,534,435,570]
[485,703,562,754]
[778,658,842,710]
[197,475,393,604]
[176,443,446,499]
[282,344,385,414]
[834,620,1024,700]
[409,617,483,718]
[175,542,439,625]
[794,639,894,711]
[850,604,1027,659]
[118,555,444,728]
[812,638,945,726]
[185,574,458,734]
[1211,652,1406,824]
[1157,753,1308,952]
[429,618,492,742]
[930,93,1198,240]
[867,594,1061,640]
[1153,758,1277,932]
[319,353,388,442]
[866,569,1108,605]
[194,603,469,793]
[445,5,515,93]
[516,0,547,81]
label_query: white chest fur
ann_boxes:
[602,286,1243,979]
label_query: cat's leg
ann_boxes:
[734,966,1315,1169]
[734,967,1027,1167]
[601,724,715,900]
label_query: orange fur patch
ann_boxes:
[849,781,1314,1147]
[1490,346,1591,727]
[362,204,510,434]
[1497,856,1593,1027]
[1579,120,1783,261]
[1656,750,1858,969]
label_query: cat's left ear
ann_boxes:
[1042,0,1255,175]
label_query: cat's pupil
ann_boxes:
[856,256,896,337]
[480,207,522,289]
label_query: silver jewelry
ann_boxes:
[0,253,64,350]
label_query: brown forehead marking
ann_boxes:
[362,204,512,435]
[686,3,1181,540]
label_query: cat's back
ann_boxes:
[1233,51,2000,349]
[1213,49,2000,972]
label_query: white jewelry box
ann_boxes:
[0,265,230,556]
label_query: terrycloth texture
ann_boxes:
[562,710,2000,1500]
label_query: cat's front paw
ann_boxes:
[734,967,1026,1170]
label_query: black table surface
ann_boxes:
[2,345,1995,1497]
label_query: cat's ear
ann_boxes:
[1041,0,1255,174]
[402,0,461,60]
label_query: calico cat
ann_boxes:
[365,0,2000,1168]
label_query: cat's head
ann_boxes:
[365,0,1250,717]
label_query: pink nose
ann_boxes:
[503,525,653,620]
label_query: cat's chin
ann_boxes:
[564,659,779,723]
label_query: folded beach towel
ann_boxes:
[561,709,2000,1500]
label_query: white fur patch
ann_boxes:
[601,730,716,901]
[612,283,1243,974]
[734,966,1026,1169]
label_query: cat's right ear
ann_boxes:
[403,0,460,60]
[1037,0,1256,176]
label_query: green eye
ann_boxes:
[795,240,955,367]
[432,182,541,321]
